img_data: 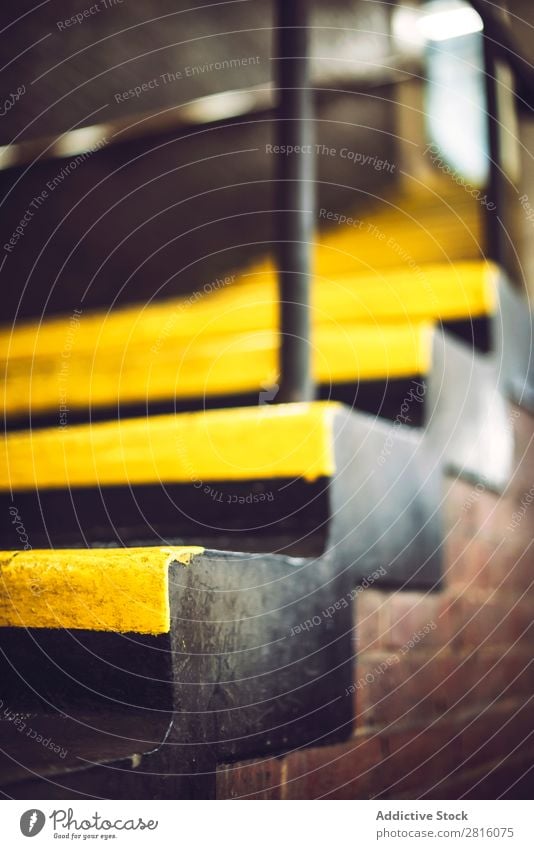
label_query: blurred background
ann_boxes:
[1,0,533,326]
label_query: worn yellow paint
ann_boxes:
[2,322,433,414]
[0,402,340,490]
[0,546,203,633]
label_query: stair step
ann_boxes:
[0,402,442,589]
[1,261,494,417]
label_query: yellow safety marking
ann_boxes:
[0,546,203,634]
[0,261,494,365]
[0,402,340,490]
[2,322,433,414]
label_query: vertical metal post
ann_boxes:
[476,1,520,282]
[482,38,506,268]
[275,0,315,403]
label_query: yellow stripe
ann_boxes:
[0,402,339,490]
[324,264,497,322]
[0,261,493,417]
[0,261,494,363]
[0,181,485,361]
[0,546,203,633]
[2,322,433,415]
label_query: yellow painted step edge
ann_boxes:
[0,261,497,362]
[2,322,433,415]
[0,401,340,491]
[0,546,203,634]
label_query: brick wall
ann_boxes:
[217,405,534,799]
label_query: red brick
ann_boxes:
[354,589,385,653]
[381,592,447,650]
[444,530,524,592]
[460,700,534,771]
[216,757,282,799]
[435,588,531,652]
[282,737,383,799]
[467,539,534,591]
[464,538,501,594]
[378,724,462,796]
[438,648,534,715]
[494,543,534,591]
[355,649,449,728]
[437,590,465,649]
[510,406,534,493]
[443,528,484,589]
[460,591,533,648]
[442,478,482,535]
[459,594,505,647]
[417,753,534,799]
[356,639,534,732]
[472,491,512,543]
[494,594,533,644]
